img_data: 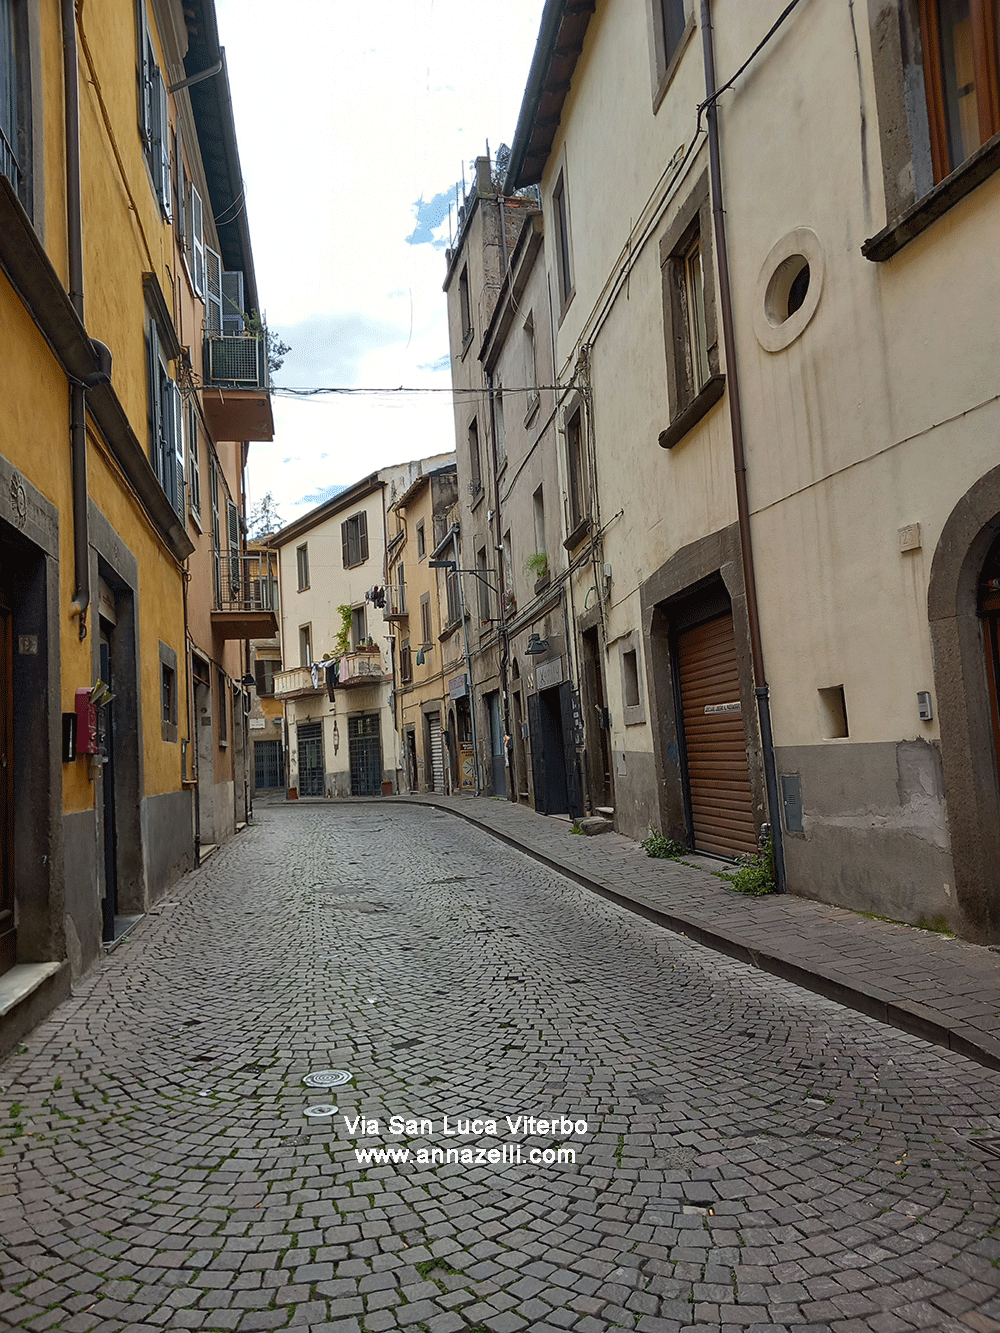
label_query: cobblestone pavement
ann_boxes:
[2,803,1000,1333]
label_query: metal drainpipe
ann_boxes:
[486,367,514,801]
[63,0,89,640]
[453,527,481,796]
[700,0,786,891]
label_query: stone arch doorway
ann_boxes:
[928,466,1000,940]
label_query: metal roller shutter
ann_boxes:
[428,713,445,792]
[677,612,757,857]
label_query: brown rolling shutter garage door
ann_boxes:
[677,612,757,857]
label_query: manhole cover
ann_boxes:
[304,1104,338,1117]
[303,1069,352,1089]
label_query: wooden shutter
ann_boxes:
[157,71,171,218]
[341,519,350,568]
[191,187,205,297]
[170,381,184,516]
[677,612,756,856]
[205,245,222,333]
[145,322,160,467]
[559,681,584,819]
[359,510,368,562]
[527,691,547,813]
[221,270,245,335]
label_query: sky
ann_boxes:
[213,0,545,529]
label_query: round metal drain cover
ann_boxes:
[303,1069,352,1089]
[304,1103,338,1117]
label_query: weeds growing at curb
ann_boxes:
[641,830,687,859]
[715,835,777,896]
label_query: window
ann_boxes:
[649,0,691,105]
[523,315,539,419]
[552,169,575,310]
[145,318,184,518]
[0,0,30,209]
[299,624,312,668]
[468,418,482,496]
[185,400,201,520]
[921,0,1000,180]
[420,593,433,646]
[659,174,720,442]
[341,511,369,568]
[296,543,309,591]
[502,530,513,593]
[186,179,206,297]
[210,458,221,607]
[533,485,546,556]
[400,639,412,683]
[565,408,587,535]
[254,658,280,696]
[137,3,171,218]
[217,669,228,744]
[445,565,461,628]
[396,562,406,614]
[416,521,426,559]
[476,546,491,621]
[351,605,366,648]
[494,388,506,466]
[159,641,178,742]
[459,265,473,346]
[621,643,646,725]
[683,236,710,392]
[819,685,849,739]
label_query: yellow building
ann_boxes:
[0,0,272,1049]
[385,463,475,794]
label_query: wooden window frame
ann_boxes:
[920,0,1000,182]
[296,542,309,591]
[341,510,369,568]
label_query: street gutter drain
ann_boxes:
[303,1069,352,1088]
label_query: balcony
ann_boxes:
[338,647,390,689]
[211,555,279,640]
[273,666,324,701]
[383,591,407,622]
[202,333,274,442]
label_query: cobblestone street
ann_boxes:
[2,802,1000,1333]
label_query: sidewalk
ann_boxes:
[383,792,1000,1071]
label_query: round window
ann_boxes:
[753,229,824,353]
[765,255,810,326]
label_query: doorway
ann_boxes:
[487,690,506,796]
[426,711,445,792]
[349,713,382,795]
[297,721,325,796]
[581,627,612,809]
[528,683,583,817]
[99,624,119,942]
[0,591,13,974]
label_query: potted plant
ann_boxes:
[526,552,549,593]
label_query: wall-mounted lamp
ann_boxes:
[525,633,548,655]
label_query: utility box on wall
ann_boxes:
[75,688,98,755]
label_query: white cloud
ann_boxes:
[215,0,543,517]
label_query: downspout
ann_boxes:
[453,526,481,796]
[700,0,786,892]
[486,365,514,801]
[64,0,89,640]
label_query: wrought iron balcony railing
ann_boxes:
[215,555,278,614]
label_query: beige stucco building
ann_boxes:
[474,0,1000,939]
[270,457,452,800]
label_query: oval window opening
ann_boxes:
[765,255,810,327]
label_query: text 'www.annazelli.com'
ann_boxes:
[354,1143,576,1167]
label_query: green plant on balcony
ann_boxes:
[525,552,548,580]
[335,605,352,658]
